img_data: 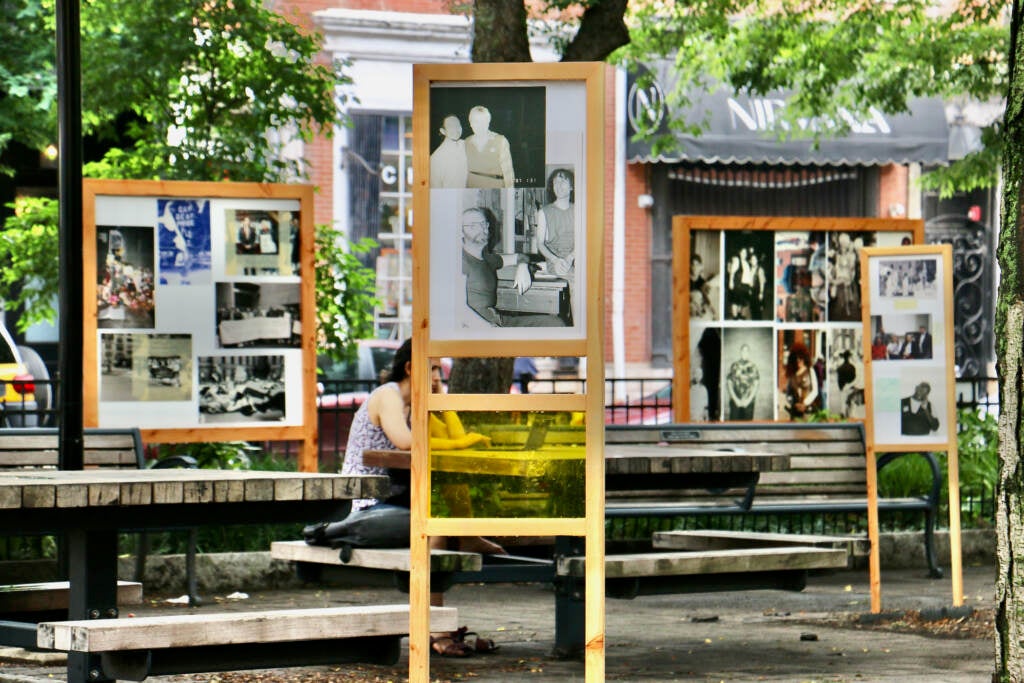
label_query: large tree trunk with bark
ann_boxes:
[995,4,1024,680]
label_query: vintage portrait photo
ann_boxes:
[100,333,192,402]
[197,355,286,423]
[224,209,298,276]
[776,328,826,421]
[721,327,774,421]
[157,199,211,286]
[215,282,301,348]
[724,231,773,321]
[689,231,721,321]
[431,187,582,339]
[878,257,938,300]
[96,225,156,329]
[689,324,722,421]
[429,86,546,188]
[827,327,865,419]
[774,231,826,323]
[871,365,948,444]
[826,231,876,322]
[870,313,934,361]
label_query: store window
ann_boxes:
[347,113,413,340]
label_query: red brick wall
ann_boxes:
[878,163,909,218]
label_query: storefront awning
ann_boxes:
[626,64,950,166]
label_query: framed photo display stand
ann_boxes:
[860,244,962,612]
[82,179,318,471]
[412,63,606,682]
[672,215,924,424]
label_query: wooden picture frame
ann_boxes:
[412,63,607,682]
[672,216,924,424]
[83,179,318,471]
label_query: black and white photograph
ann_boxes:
[429,86,546,188]
[878,257,938,300]
[431,187,583,339]
[96,225,156,329]
[870,313,933,361]
[689,231,721,321]
[774,231,826,323]
[157,199,211,286]
[827,231,875,322]
[225,209,292,276]
[197,355,286,423]
[724,231,773,321]
[689,325,722,421]
[215,282,301,348]
[721,327,773,421]
[100,333,192,402]
[827,327,865,419]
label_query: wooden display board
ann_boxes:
[860,244,961,611]
[672,215,924,423]
[82,179,318,471]
[412,63,606,682]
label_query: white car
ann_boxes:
[0,323,44,427]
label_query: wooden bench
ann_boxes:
[0,580,142,622]
[270,540,482,592]
[37,604,458,681]
[0,428,200,606]
[604,422,943,577]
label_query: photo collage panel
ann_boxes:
[688,228,912,422]
[95,197,303,427]
[428,82,587,341]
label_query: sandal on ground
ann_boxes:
[452,626,499,654]
[430,634,473,658]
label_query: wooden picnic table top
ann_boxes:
[364,444,788,478]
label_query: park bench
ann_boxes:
[0,428,199,607]
[36,603,457,682]
[603,421,942,578]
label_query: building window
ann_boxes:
[347,113,413,341]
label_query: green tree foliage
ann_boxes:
[0,0,376,356]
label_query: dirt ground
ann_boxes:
[0,565,998,683]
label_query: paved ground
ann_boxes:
[0,564,997,682]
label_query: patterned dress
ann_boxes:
[342,382,404,510]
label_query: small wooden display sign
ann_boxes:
[860,244,961,611]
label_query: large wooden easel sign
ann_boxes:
[82,179,318,470]
[672,216,924,423]
[411,63,606,682]
[860,244,962,611]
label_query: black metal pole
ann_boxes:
[56,0,84,470]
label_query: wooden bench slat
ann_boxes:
[0,581,142,613]
[38,605,458,652]
[270,541,483,573]
[653,530,870,556]
[557,547,849,578]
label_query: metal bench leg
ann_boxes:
[923,509,943,579]
[552,536,585,660]
[186,528,201,606]
[134,533,150,583]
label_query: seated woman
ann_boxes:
[341,339,502,657]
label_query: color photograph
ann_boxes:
[96,225,156,329]
[774,231,825,322]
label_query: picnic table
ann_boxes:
[0,468,395,683]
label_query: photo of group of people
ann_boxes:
[686,226,914,423]
[865,253,948,444]
[93,194,306,428]
[428,83,585,339]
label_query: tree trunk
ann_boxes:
[471,0,531,62]
[994,4,1024,680]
